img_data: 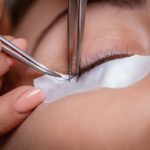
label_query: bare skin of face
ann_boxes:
[1,0,150,149]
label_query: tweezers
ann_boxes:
[68,0,87,78]
[0,35,62,78]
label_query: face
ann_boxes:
[5,0,150,90]
[3,0,150,149]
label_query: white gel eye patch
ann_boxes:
[34,55,150,103]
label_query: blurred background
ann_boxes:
[6,0,35,25]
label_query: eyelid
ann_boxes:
[78,50,133,77]
[88,0,145,9]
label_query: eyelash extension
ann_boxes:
[77,50,133,78]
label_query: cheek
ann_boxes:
[33,18,68,74]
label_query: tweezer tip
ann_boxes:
[51,72,62,78]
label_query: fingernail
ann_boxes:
[14,89,45,113]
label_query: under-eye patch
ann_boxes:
[34,55,150,103]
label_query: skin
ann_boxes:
[1,0,150,149]
[0,1,45,136]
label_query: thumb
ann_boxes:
[0,86,45,135]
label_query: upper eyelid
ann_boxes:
[32,10,67,53]
[78,50,132,77]
[32,0,144,52]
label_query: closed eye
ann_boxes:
[78,50,133,77]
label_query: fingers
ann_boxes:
[6,37,28,65]
[0,86,45,135]
[4,36,28,50]
[0,52,10,76]
[0,35,36,136]
[0,37,27,77]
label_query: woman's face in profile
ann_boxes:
[6,0,150,89]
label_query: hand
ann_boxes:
[0,37,45,136]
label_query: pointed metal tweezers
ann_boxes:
[0,35,62,78]
[68,0,87,78]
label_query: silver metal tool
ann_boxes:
[68,0,87,78]
[0,35,62,78]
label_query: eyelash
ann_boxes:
[78,50,133,78]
